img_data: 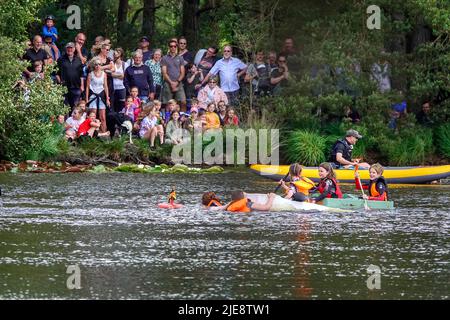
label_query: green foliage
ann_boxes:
[0,37,67,162]
[0,0,449,167]
[379,128,434,166]
[264,95,319,131]
[0,0,48,40]
[435,123,450,159]
[35,131,62,160]
[284,130,327,166]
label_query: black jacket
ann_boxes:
[57,55,83,89]
[330,138,353,165]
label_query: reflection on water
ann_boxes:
[0,172,449,299]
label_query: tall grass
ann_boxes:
[381,129,434,166]
[284,130,326,166]
[436,123,450,158]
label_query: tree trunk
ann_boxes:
[407,17,433,53]
[117,0,129,45]
[142,0,156,39]
[182,0,200,48]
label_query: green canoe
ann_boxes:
[322,194,395,210]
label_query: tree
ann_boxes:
[117,0,129,44]
[182,0,200,48]
[0,0,47,40]
[142,0,156,39]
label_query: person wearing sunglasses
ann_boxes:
[197,77,228,110]
[195,46,219,78]
[199,45,247,106]
[178,36,193,64]
[161,39,187,112]
[139,36,153,63]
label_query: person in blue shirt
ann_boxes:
[198,45,247,107]
[42,15,58,44]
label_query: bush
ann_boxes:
[284,130,326,166]
[0,37,67,162]
[435,123,450,159]
[379,128,434,166]
[263,95,319,131]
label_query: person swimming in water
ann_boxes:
[202,191,276,212]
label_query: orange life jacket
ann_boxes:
[292,177,316,196]
[207,199,222,207]
[369,177,388,201]
[227,198,251,213]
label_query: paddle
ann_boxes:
[355,165,370,211]
[274,167,291,194]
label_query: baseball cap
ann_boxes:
[180,112,189,117]
[346,129,363,139]
[65,42,75,48]
[190,107,198,113]
[140,36,150,42]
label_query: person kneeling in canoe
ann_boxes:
[309,163,343,204]
[278,163,315,202]
[355,163,388,201]
[226,191,276,213]
[202,192,223,208]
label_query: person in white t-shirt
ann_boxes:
[65,106,84,141]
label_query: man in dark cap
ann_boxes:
[139,36,153,63]
[56,42,84,110]
[329,129,370,169]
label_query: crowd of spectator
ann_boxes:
[19,15,436,148]
[20,15,298,148]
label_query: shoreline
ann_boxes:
[0,161,227,174]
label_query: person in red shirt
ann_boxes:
[78,111,101,138]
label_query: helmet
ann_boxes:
[45,15,55,21]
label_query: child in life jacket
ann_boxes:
[226,191,276,213]
[202,192,223,208]
[168,187,177,205]
[309,162,343,204]
[278,163,315,202]
[355,163,388,201]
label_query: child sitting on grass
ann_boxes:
[191,98,200,112]
[165,99,178,123]
[65,107,84,141]
[77,110,102,139]
[224,107,239,127]
[197,109,207,131]
[205,103,221,130]
[165,111,183,145]
[77,100,88,121]
[139,106,164,150]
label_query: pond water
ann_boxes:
[0,172,448,300]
